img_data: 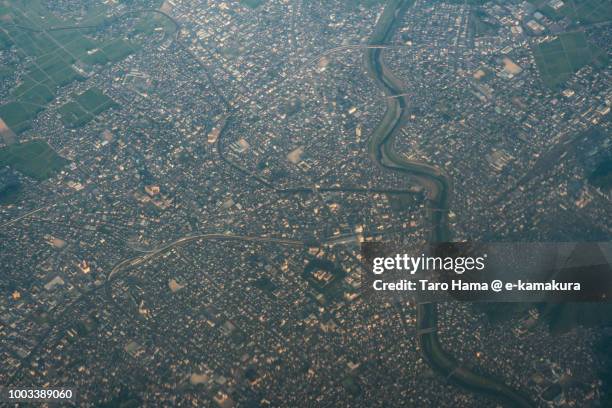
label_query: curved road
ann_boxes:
[106,233,304,281]
[364,0,534,407]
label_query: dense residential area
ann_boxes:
[0,0,610,406]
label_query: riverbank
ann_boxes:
[363,1,534,406]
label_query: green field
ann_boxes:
[101,40,135,62]
[589,159,612,191]
[534,0,612,25]
[131,13,177,37]
[0,182,20,204]
[0,1,172,134]
[0,139,68,180]
[347,0,386,7]
[59,88,118,128]
[0,102,36,134]
[76,88,117,114]
[58,102,93,128]
[469,10,499,37]
[240,0,265,9]
[532,31,609,88]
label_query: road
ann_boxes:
[0,204,52,229]
[364,0,534,406]
[106,233,304,281]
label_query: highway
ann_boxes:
[107,233,304,281]
[364,0,534,406]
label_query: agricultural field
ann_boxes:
[0,179,20,204]
[131,12,177,37]
[0,1,174,134]
[589,159,612,192]
[240,0,266,9]
[469,9,500,37]
[0,139,68,181]
[58,88,118,128]
[532,31,609,88]
[533,0,612,25]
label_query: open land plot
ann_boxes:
[537,0,612,25]
[589,159,612,191]
[240,0,265,9]
[0,102,36,134]
[0,181,20,204]
[532,31,609,88]
[132,13,176,36]
[75,88,117,115]
[0,139,68,180]
[15,83,55,106]
[0,30,13,50]
[469,10,499,37]
[101,39,134,62]
[58,88,117,128]
[10,30,56,57]
[58,101,93,128]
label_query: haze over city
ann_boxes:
[0,0,611,406]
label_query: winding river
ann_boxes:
[364,1,534,406]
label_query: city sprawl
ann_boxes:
[0,0,611,406]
